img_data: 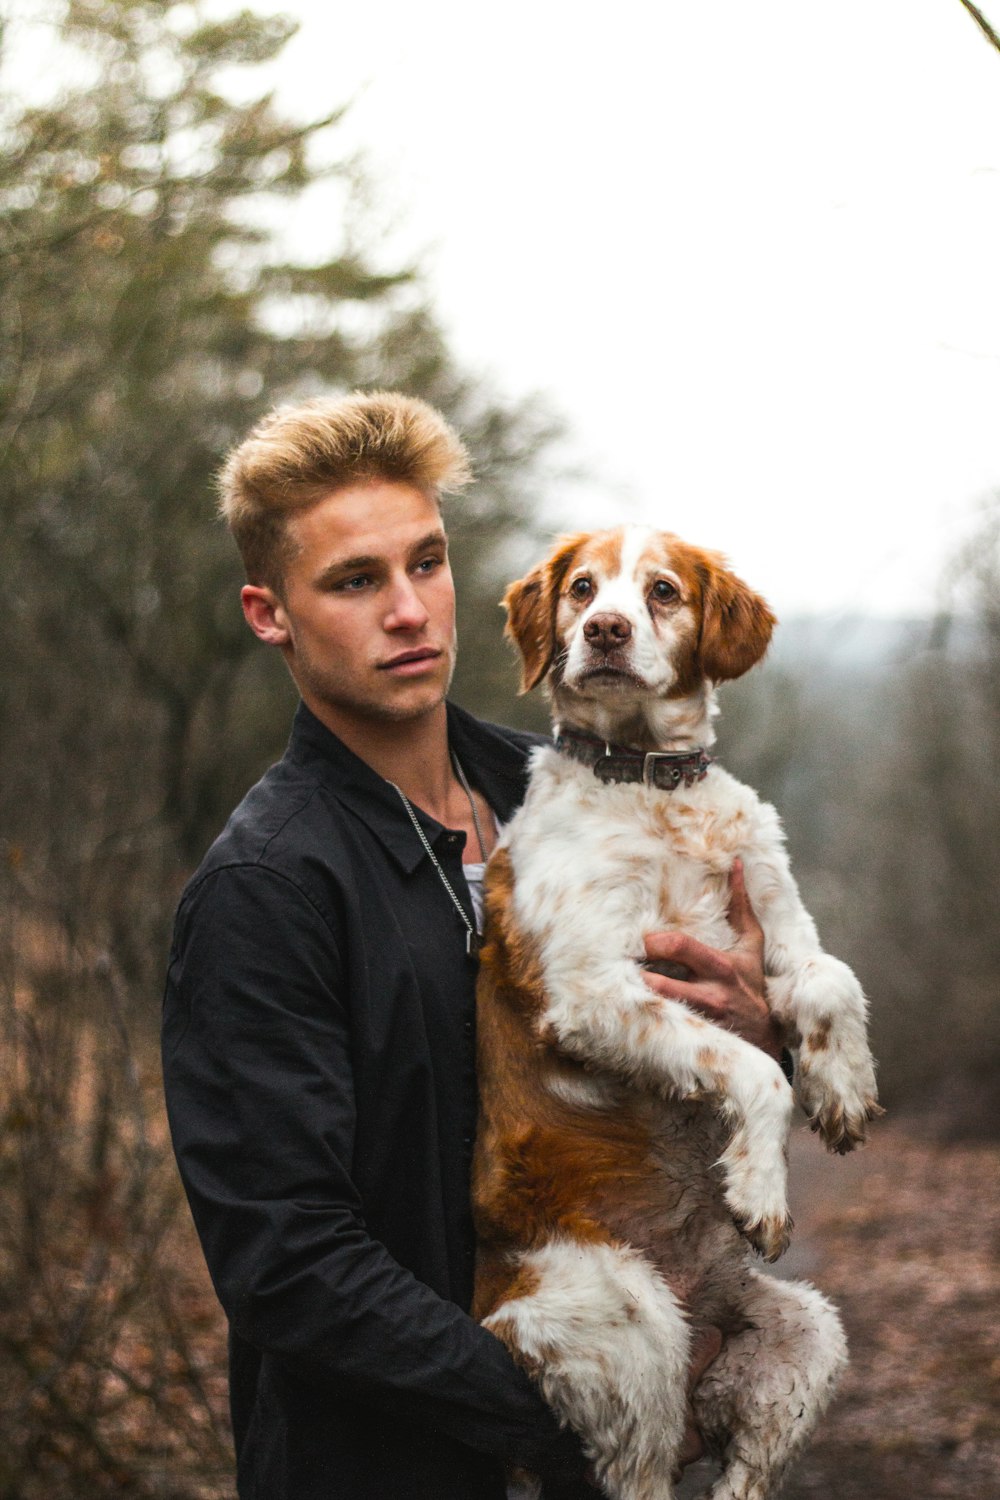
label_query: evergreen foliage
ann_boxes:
[0,0,554,953]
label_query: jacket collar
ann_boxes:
[284,700,540,874]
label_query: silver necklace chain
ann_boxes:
[387,753,488,955]
[451,751,489,862]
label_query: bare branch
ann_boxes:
[957,0,1000,55]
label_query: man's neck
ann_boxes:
[305,694,455,819]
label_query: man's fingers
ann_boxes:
[640,874,778,1055]
[674,1327,724,1477]
[676,1416,705,1473]
[726,858,764,952]
[639,972,724,1013]
[644,929,737,983]
[640,970,723,1010]
[645,859,765,983]
[687,1325,724,1391]
[638,969,732,1025]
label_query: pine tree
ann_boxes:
[0,0,556,950]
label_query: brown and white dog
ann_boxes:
[471,527,880,1500]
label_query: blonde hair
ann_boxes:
[217,390,472,588]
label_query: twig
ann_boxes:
[0,1334,136,1483]
[957,0,1000,55]
[154,1282,233,1449]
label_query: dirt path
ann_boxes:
[776,1119,1000,1498]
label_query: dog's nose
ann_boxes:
[583,613,632,652]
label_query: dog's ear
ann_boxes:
[503,535,588,693]
[503,565,551,692]
[697,554,776,683]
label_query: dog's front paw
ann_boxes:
[797,1046,882,1154]
[721,1146,792,1261]
[730,1206,794,1263]
[807,1092,884,1154]
[717,1076,793,1260]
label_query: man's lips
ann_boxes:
[377,648,443,674]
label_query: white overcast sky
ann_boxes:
[253,0,1000,618]
[12,0,1000,615]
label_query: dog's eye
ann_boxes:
[569,577,593,601]
[650,579,678,603]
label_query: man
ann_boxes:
[162,391,785,1499]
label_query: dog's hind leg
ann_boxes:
[484,1236,692,1500]
[692,1271,847,1500]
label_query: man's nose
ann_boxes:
[583,612,632,652]
[385,575,430,631]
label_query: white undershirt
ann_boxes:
[461,860,487,933]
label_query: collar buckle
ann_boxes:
[642,751,682,788]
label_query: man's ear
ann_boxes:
[502,534,588,693]
[697,556,776,683]
[241,584,291,647]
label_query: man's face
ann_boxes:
[245,481,457,730]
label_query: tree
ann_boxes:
[0,0,555,973]
[0,4,557,1489]
[853,501,1000,1126]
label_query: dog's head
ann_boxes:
[503,526,775,745]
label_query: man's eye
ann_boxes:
[415,556,443,574]
[338,575,371,592]
[569,577,592,600]
[650,579,678,603]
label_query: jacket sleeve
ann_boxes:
[161,863,581,1475]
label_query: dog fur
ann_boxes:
[471,526,880,1500]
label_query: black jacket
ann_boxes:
[162,702,584,1498]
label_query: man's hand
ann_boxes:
[675,1325,724,1477]
[640,859,783,1061]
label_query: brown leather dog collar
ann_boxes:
[555,727,713,791]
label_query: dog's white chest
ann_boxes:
[503,752,761,958]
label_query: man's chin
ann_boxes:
[319,677,453,728]
[369,689,449,724]
[378,657,456,721]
